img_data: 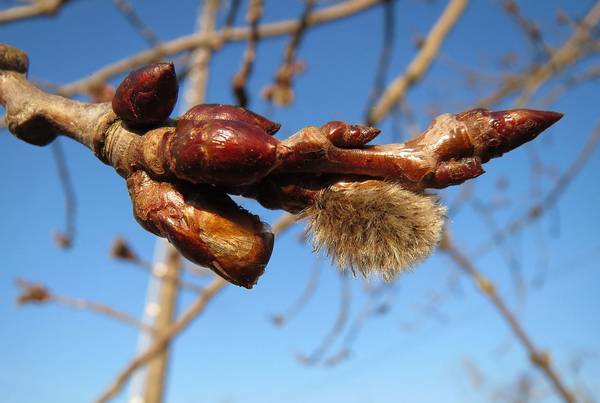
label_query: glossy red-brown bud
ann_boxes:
[167,118,279,186]
[320,121,381,148]
[127,170,274,288]
[455,108,563,162]
[433,157,484,188]
[112,62,178,126]
[179,104,281,135]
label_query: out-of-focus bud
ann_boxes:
[110,236,139,262]
[112,63,178,126]
[320,121,380,148]
[180,104,281,135]
[167,118,279,186]
[127,171,274,288]
[15,280,50,305]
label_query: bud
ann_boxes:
[127,170,273,288]
[110,236,139,262]
[112,62,178,126]
[15,280,50,305]
[179,104,281,135]
[320,121,380,148]
[167,118,279,186]
[455,108,563,162]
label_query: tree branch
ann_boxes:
[0,0,68,25]
[15,279,154,333]
[478,0,600,108]
[93,214,298,402]
[184,0,221,107]
[94,275,227,403]
[472,121,600,258]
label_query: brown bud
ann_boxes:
[112,63,178,126]
[127,170,274,288]
[433,157,484,188]
[320,121,380,148]
[15,280,50,305]
[110,236,139,262]
[179,104,281,135]
[167,118,279,186]
[456,109,563,162]
[0,44,29,74]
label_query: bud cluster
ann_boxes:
[107,63,562,288]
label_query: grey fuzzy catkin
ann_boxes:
[302,180,446,281]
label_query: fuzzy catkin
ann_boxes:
[302,180,446,281]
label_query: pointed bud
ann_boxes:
[112,62,178,126]
[321,121,381,148]
[180,104,281,135]
[456,108,563,162]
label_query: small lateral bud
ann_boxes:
[320,121,380,148]
[168,118,279,186]
[127,170,274,288]
[179,104,281,135]
[433,157,484,188]
[112,62,178,126]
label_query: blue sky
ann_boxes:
[1,1,599,402]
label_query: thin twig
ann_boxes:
[502,0,550,60]
[471,197,524,299]
[94,276,227,403]
[367,0,469,125]
[111,0,162,48]
[15,279,154,333]
[51,140,76,249]
[270,257,322,326]
[440,234,575,403]
[539,62,600,107]
[363,0,395,122]
[515,1,600,106]
[478,1,600,108]
[323,281,393,366]
[473,122,600,258]
[93,212,296,402]
[262,0,316,106]
[184,0,221,106]
[271,212,298,235]
[296,271,350,365]
[232,0,263,107]
[0,0,68,24]
[223,0,242,28]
